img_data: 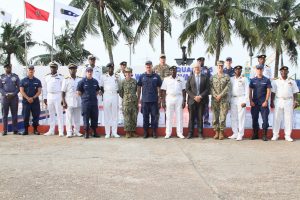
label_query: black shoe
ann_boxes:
[262,130,268,141]
[19,127,28,135]
[13,131,19,135]
[1,131,7,136]
[143,130,148,139]
[84,132,89,139]
[251,129,259,140]
[92,129,100,138]
[152,129,157,138]
[187,132,193,139]
[33,127,40,135]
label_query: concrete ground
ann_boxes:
[0,135,299,200]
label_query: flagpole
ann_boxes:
[23,0,28,67]
[51,0,56,62]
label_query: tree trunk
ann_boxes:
[108,44,114,63]
[7,53,11,65]
[274,49,280,78]
[160,9,165,54]
[215,25,222,65]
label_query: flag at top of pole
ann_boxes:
[25,1,50,21]
[54,1,83,22]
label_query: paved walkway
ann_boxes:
[0,136,299,200]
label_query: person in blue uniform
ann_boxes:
[197,57,211,126]
[0,64,20,136]
[137,60,162,138]
[19,65,42,135]
[249,64,272,141]
[77,67,101,139]
[223,57,235,77]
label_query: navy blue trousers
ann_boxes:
[1,96,18,132]
[251,105,269,130]
[82,105,98,131]
[22,102,40,127]
[142,102,158,130]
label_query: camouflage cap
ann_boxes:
[217,60,224,66]
[124,67,133,73]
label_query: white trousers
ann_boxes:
[230,97,246,137]
[98,96,103,124]
[48,98,64,133]
[165,95,183,137]
[273,99,294,138]
[103,93,118,135]
[65,106,81,136]
[118,96,124,123]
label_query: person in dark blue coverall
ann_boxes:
[137,60,162,138]
[0,64,20,136]
[77,67,101,139]
[249,64,272,141]
[19,65,42,135]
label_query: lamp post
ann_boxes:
[125,40,133,67]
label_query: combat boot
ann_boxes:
[213,131,219,139]
[262,130,268,141]
[92,128,100,138]
[33,126,40,135]
[20,126,29,135]
[125,132,131,138]
[251,129,259,140]
[143,129,148,139]
[152,129,157,138]
[219,131,224,140]
[131,131,139,138]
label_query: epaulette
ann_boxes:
[273,77,279,80]
[45,73,51,76]
[65,76,71,79]
[58,74,63,76]
[77,76,82,78]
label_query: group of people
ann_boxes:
[0,54,299,141]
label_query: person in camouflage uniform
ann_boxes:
[119,67,138,138]
[210,60,231,140]
[153,54,170,123]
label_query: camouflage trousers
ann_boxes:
[123,105,138,131]
[211,100,229,132]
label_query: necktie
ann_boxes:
[197,75,200,95]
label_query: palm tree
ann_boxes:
[0,22,35,65]
[258,0,300,77]
[179,0,258,64]
[131,0,187,54]
[30,26,91,66]
[69,0,133,63]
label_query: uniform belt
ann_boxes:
[276,97,293,100]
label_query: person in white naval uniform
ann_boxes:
[62,64,83,138]
[82,55,103,124]
[161,65,186,139]
[116,61,126,125]
[43,62,64,136]
[250,55,273,79]
[228,65,249,141]
[100,63,121,139]
[271,66,299,142]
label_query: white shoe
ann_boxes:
[74,132,83,137]
[44,132,54,136]
[236,136,243,141]
[58,133,64,137]
[285,137,293,142]
[228,134,237,139]
[177,135,185,139]
[112,133,120,138]
[105,134,110,139]
[164,135,170,139]
[66,135,72,138]
[271,135,279,141]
